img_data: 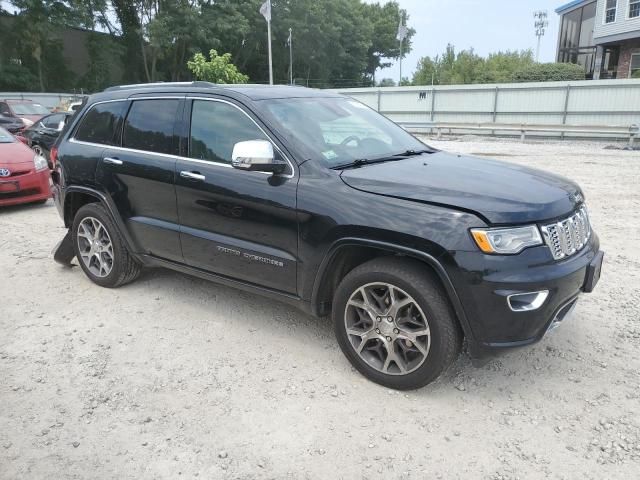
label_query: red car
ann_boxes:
[0,127,51,207]
[0,100,51,127]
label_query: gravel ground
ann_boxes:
[1,137,639,480]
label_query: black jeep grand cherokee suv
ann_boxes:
[51,82,603,390]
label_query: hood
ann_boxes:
[340,152,582,224]
[0,141,36,166]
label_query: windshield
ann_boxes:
[0,127,15,143]
[258,97,428,167]
[10,103,50,115]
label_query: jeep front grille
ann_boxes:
[541,206,591,260]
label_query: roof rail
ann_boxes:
[103,81,218,92]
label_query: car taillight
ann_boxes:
[50,146,58,166]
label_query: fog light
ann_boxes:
[507,290,549,312]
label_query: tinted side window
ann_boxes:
[75,101,127,146]
[123,99,180,155]
[43,114,64,129]
[189,100,267,164]
[0,103,11,116]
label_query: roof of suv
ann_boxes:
[96,82,342,102]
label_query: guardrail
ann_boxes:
[399,121,640,146]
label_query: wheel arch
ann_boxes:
[310,238,475,344]
[63,186,138,257]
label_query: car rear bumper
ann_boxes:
[446,233,602,358]
[0,169,51,207]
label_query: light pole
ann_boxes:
[287,28,293,85]
[396,12,408,86]
[260,0,273,84]
[534,10,548,63]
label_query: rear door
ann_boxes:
[97,96,183,262]
[175,97,299,294]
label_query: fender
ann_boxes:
[310,237,476,345]
[62,185,142,263]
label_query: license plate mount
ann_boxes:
[0,181,19,193]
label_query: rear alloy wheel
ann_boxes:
[72,203,141,288]
[333,257,462,390]
[76,216,115,278]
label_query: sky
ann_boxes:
[366,0,564,82]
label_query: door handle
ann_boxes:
[180,171,206,181]
[103,157,123,166]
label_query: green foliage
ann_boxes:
[79,32,124,92]
[413,45,537,86]
[3,0,414,91]
[187,50,249,84]
[512,62,586,82]
[364,1,415,85]
[0,0,80,91]
[0,62,39,91]
[378,78,396,87]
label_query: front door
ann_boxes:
[175,98,298,294]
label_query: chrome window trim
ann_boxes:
[187,96,295,179]
[69,96,296,179]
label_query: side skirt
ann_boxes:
[141,254,313,315]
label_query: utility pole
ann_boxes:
[534,10,548,63]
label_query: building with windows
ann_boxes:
[556,0,640,79]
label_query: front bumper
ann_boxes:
[0,167,51,207]
[446,232,602,358]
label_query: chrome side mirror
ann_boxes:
[231,140,286,174]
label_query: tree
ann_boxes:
[110,0,145,83]
[187,49,248,84]
[364,1,415,85]
[412,45,537,86]
[512,63,586,82]
[378,78,396,87]
[483,50,534,83]
[5,0,78,91]
[2,0,417,91]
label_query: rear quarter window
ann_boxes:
[74,101,127,146]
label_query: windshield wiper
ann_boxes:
[392,148,433,157]
[330,149,433,170]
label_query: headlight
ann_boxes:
[471,225,542,254]
[34,154,48,171]
[22,118,34,127]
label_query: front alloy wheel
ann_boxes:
[345,283,431,375]
[333,257,462,390]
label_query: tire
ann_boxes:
[332,257,462,390]
[71,202,141,288]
